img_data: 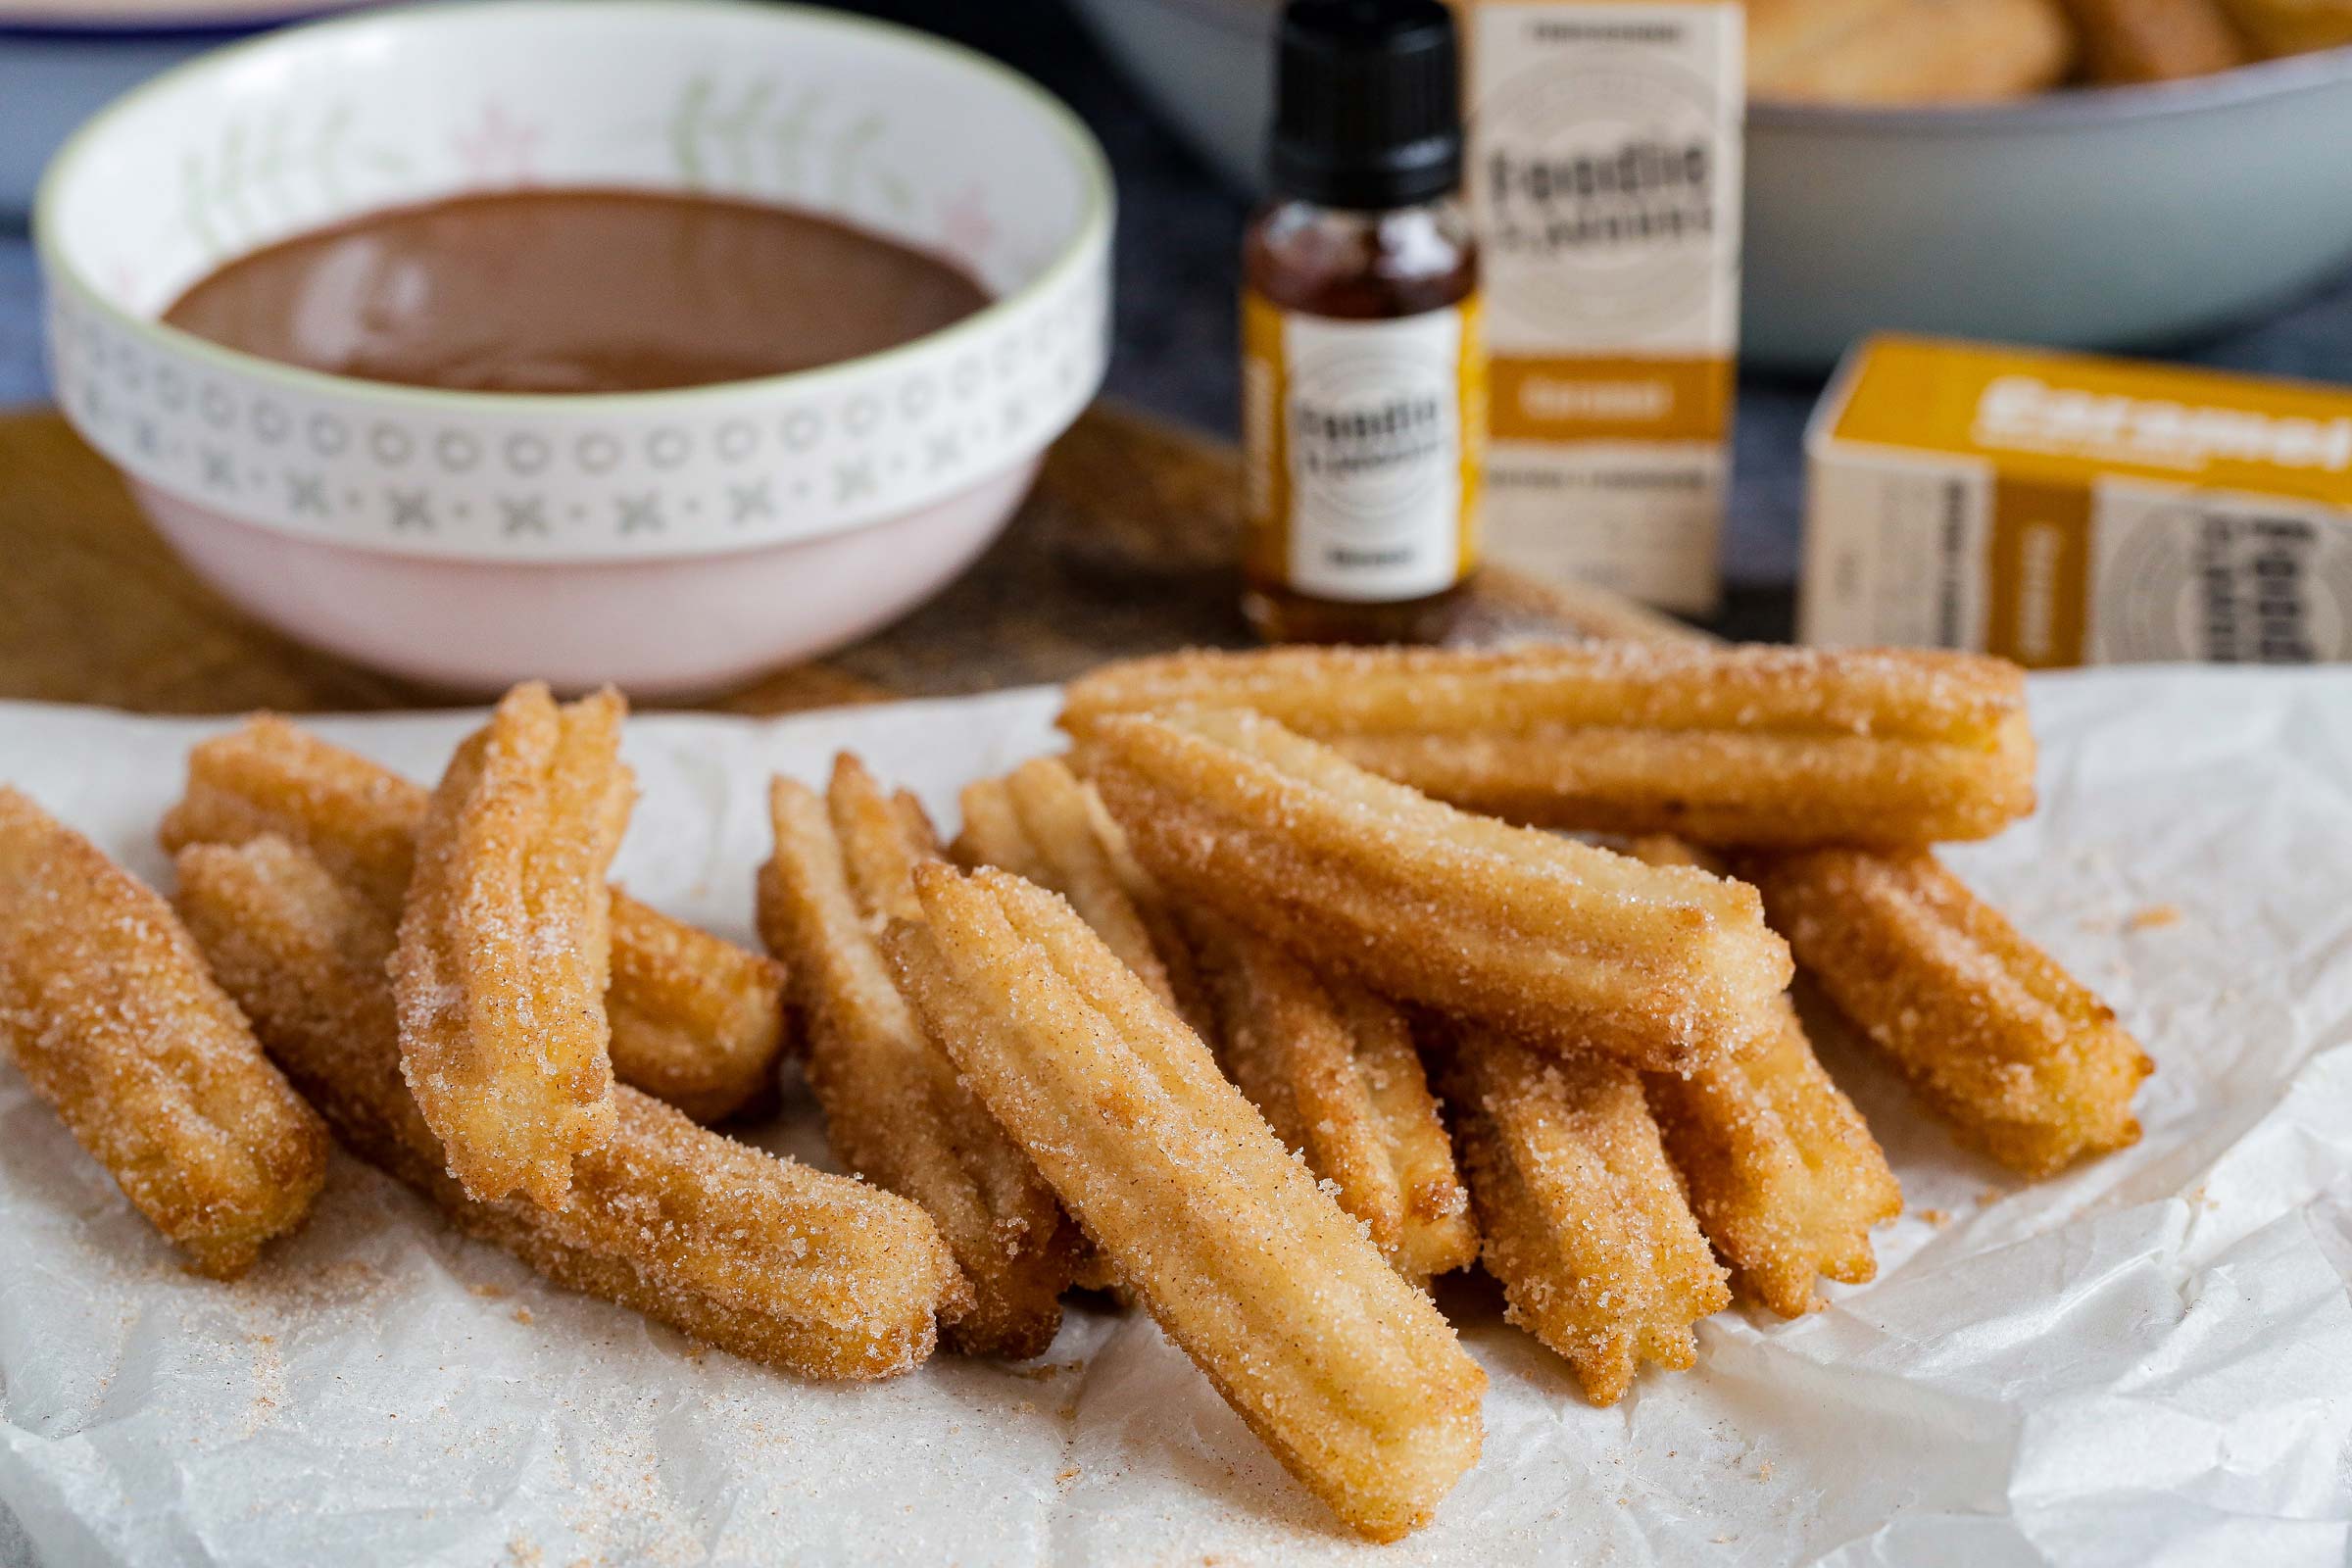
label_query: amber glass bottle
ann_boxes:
[1242,0,1483,645]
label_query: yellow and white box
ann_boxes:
[1463,0,1743,614]
[1803,336,2352,666]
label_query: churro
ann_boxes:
[1078,707,1790,1072]
[390,683,632,1206]
[952,758,1212,1299]
[953,757,1215,1040]
[1063,642,2035,847]
[1628,836,1900,1316]
[956,760,1179,1007]
[889,865,1485,1542]
[1747,0,2076,103]
[1443,1027,1730,1406]
[1187,911,1477,1283]
[758,758,1076,1358]
[2059,0,2248,81]
[2217,0,2352,53]
[603,896,791,1122]
[175,835,967,1379]
[0,788,327,1279]
[159,713,787,1122]
[1742,848,2151,1177]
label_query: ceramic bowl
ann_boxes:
[1066,0,2352,370]
[1742,58,2352,368]
[38,0,1112,695]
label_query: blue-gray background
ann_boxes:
[6,0,2352,634]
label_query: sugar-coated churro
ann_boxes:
[1187,910,1477,1284]
[602,895,791,1123]
[1068,780,1219,1032]
[392,682,633,1207]
[956,760,1178,1006]
[1443,1027,1731,1406]
[953,757,1211,1300]
[1628,837,1900,1316]
[160,714,787,1122]
[758,758,1077,1358]
[1077,707,1790,1072]
[1646,1005,1900,1316]
[0,788,327,1279]
[889,865,1485,1542]
[175,836,967,1379]
[1063,642,2035,848]
[1741,848,2151,1177]
[953,758,1216,1041]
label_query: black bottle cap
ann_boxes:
[1268,0,1462,211]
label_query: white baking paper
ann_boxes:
[2,669,2350,1567]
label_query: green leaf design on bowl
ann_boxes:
[665,75,911,217]
[176,103,411,262]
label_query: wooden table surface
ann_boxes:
[0,401,1695,716]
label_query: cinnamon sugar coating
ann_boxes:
[160,713,787,1122]
[1627,837,1900,1317]
[0,787,327,1279]
[1077,707,1791,1073]
[176,836,966,1378]
[1063,642,2035,847]
[890,865,1485,1542]
[1742,847,2151,1177]
[758,757,1077,1358]
[391,683,633,1206]
[1186,910,1477,1284]
[952,757,1216,1044]
[1444,1027,1730,1406]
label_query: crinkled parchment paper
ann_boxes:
[3,668,2351,1567]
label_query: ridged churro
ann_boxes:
[953,757,1215,1040]
[1063,642,2035,847]
[392,683,633,1206]
[175,835,967,1379]
[1187,911,1477,1284]
[603,896,791,1122]
[889,865,1485,1542]
[758,758,1076,1358]
[159,713,788,1122]
[1742,848,2151,1177]
[956,760,1181,1009]
[1078,707,1790,1072]
[0,788,327,1279]
[1443,1027,1730,1406]
[952,757,1212,1299]
[2059,0,2248,81]
[1629,837,1900,1316]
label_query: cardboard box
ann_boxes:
[1802,336,2352,665]
[1462,0,1744,615]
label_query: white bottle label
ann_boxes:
[1245,294,1482,604]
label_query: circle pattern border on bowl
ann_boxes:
[46,224,1106,563]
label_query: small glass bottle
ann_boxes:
[1242,0,1484,645]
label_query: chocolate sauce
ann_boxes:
[162,188,991,395]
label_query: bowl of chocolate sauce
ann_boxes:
[36,0,1112,694]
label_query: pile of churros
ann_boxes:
[1750,0,2352,104]
[0,641,2151,1542]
